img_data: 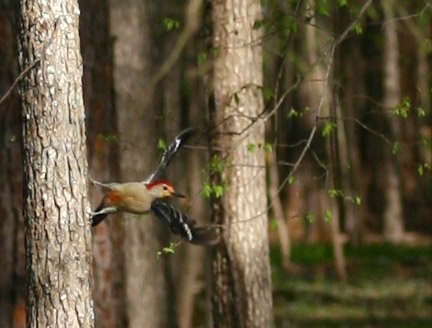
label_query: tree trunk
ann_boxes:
[209,0,273,326]
[334,92,363,246]
[382,0,404,243]
[176,50,207,328]
[16,0,94,326]
[301,2,346,277]
[176,145,206,328]
[109,0,168,327]
[267,151,291,270]
[327,112,347,282]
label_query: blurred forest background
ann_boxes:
[1,0,431,327]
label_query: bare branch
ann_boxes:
[0,59,40,106]
[0,19,59,106]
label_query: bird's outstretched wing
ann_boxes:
[151,200,220,246]
[143,127,195,183]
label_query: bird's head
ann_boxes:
[146,180,185,199]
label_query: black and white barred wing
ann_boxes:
[143,127,195,183]
[150,201,220,246]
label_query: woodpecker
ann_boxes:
[89,128,220,246]
[90,179,185,227]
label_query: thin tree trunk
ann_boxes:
[176,148,206,328]
[268,151,291,270]
[302,2,346,276]
[109,0,168,327]
[176,54,207,328]
[210,0,273,326]
[17,0,94,326]
[80,1,126,326]
[416,37,431,168]
[340,39,368,245]
[334,92,362,246]
[382,0,404,242]
[323,194,347,282]
[327,108,347,281]
[298,0,333,244]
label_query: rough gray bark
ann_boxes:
[382,0,404,242]
[16,0,94,326]
[109,0,168,327]
[210,0,273,326]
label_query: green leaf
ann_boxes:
[417,163,430,176]
[417,107,426,117]
[351,22,363,35]
[322,122,336,137]
[392,97,411,118]
[162,246,175,254]
[158,138,167,151]
[213,184,224,198]
[234,93,240,105]
[355,196,361,205]
[324,209,332,222]
[157,243,177,259]
[253,19,264,30]
[262,86,274,101]
[163,17,180,31]
[201,182,212,198]
[197,52,207,66]
[328,189,342,198]
[210,155,224,173]
[247,143,256,152]
[316,1,330,17]
[338,0,347,7]
[306,213,315,222]
[264,143,273,153]
[418,164,424,176]
[288,108,298,118]
[392,142,399,155]
[270,219,278,229]
[288,174,295,185]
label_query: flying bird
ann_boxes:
[89,128,219,246]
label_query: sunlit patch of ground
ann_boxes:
[272,243,432,328]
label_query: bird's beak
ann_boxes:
[171,191,186,198]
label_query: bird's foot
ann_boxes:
[88,175,112,188]
[88,207,118,218]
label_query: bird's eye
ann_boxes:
[163,185,168,191]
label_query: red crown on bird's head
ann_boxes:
[145,179,174,190]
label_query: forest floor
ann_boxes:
[271,243,432,328]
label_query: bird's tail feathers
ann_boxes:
[151,201,221,246]
[190,225,221,246]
